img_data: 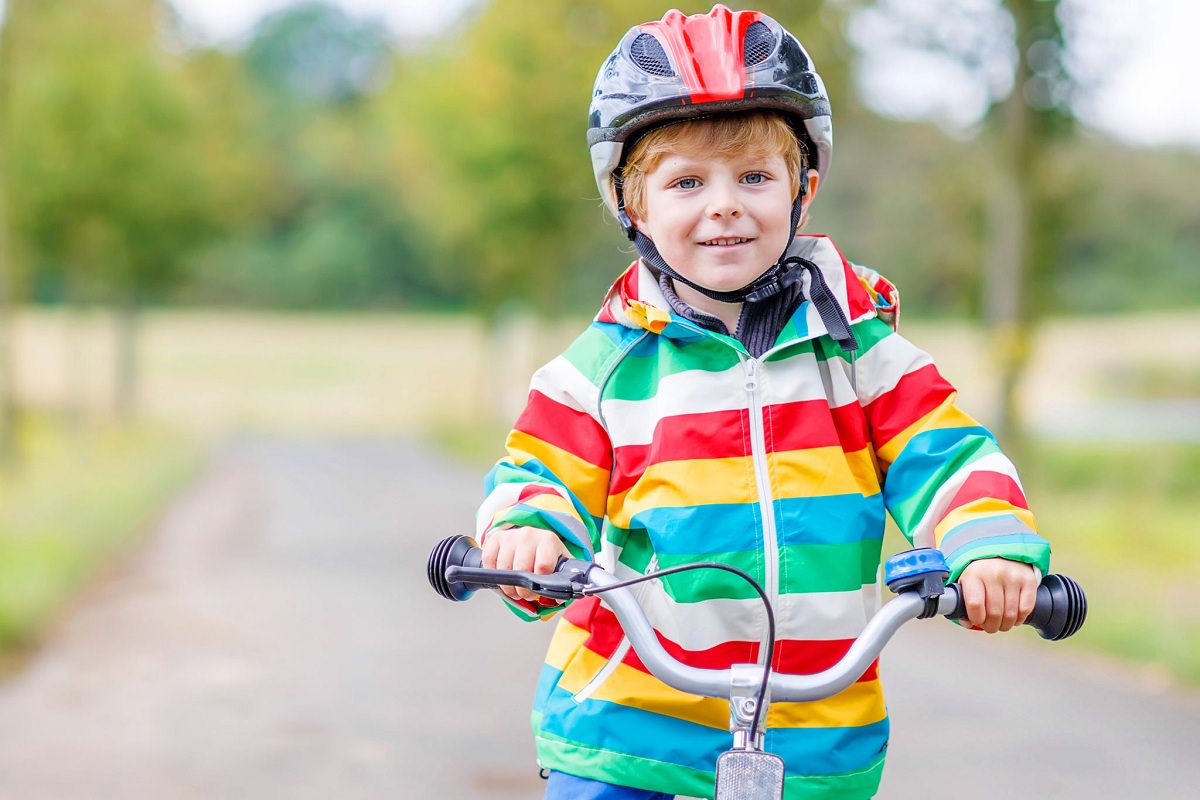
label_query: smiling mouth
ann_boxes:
[700,237,753,246]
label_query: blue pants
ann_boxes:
[544,770,676,799]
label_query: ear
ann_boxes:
[626,207,652,240]
[798,171,820,228]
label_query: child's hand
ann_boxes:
[956,558,1038,634]
[480,526,573,604]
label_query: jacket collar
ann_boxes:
[596,235,882,349]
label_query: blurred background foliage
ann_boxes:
[0,0,1198,677]
[3,0,1197,322]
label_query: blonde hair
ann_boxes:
[619,111,807,221]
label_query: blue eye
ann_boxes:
[742,172,767,185]
[674,177,699,190]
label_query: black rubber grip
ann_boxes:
[947,573,1087,640]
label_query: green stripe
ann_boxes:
[654,540,880,601]
[560,324,625,385]
[655,550,765,601]
[534,731,713,800]
[886,437,1000,533]
[945,540,1052,581]
[606,525,655,574]
[779,542,881,593]
[604,340,742,402]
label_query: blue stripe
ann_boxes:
[536,683,889,777]
[628,503,760,555]
[940,513,1030,549]
[777,494,886,547]
[538,685,728,772]
[625,494,885,556]
[944,533,1049,564]
[882,426,996,509]
[767,717,890,775]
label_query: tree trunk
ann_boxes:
[985,0,1042,456]
[114,291,139,421]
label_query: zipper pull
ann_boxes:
[743,358,759,393]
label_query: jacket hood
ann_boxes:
[596,234,899,343]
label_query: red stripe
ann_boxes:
[768,399,870,453]
[517,484,563,503]
[863,363,955,448]
[611,408,750,494]
[942,471,1029,516]
[842,258,878,320]
[514,390,611,470]
[566,599,877,683]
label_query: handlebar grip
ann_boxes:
[427,534,593,602]
[428,534,485,601]
[947,573,1087,640]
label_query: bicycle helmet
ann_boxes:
[587,5,835,305]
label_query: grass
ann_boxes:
[1022,442,1200,683]
[0,417,200,658]
[7,307,1200,683]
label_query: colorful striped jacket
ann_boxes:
[476,235,1050,799]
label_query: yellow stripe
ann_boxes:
[544,620,590,672]
[507,429,609,519]
[610,447,884,528]
[767,679,886,728]
[770,447,881,497]
[935,500,1038,545]
[562,650,887,730]
[876,394,977,466]
[609,456,755,527]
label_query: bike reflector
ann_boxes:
[716,749,784,800]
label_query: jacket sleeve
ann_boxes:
[476,348,613,620]
[851,317,1050,580]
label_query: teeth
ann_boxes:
[703,238,749,246]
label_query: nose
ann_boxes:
[705,180,743,219]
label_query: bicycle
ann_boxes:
[427,535,1087,800]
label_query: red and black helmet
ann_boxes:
[588,4,834,222]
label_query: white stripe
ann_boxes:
[853,331,936,405]
[601,361,748,446]
[528,355,602,421]
[601,353,858,449]
[909,450,1022,548]
[621,582,874,650]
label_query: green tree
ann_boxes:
[0,0,18,456]
[4,0,254,418]
[850,0,1080,447]
[382,0,858,318]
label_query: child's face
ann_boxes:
[630,149,797,296]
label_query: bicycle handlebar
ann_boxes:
[427,535,1086,703]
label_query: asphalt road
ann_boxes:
[0,438,1195,799]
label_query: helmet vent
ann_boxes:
[743,22,776,67]
[630,33,675,77]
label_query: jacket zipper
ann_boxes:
[742,356,779,670]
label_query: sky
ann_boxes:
[1,0,1197,149]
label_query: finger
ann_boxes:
[983,580,1005,634]
[960,575,986,630]
[533,537,565,575]
[493,533,524,602]
[998,582,1021,632]
[1016,573,1038,626]
[511,538,539,601]
[480,532,500,569]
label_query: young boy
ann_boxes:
[475,6,1049,799]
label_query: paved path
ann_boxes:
[0,438,1195,798]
